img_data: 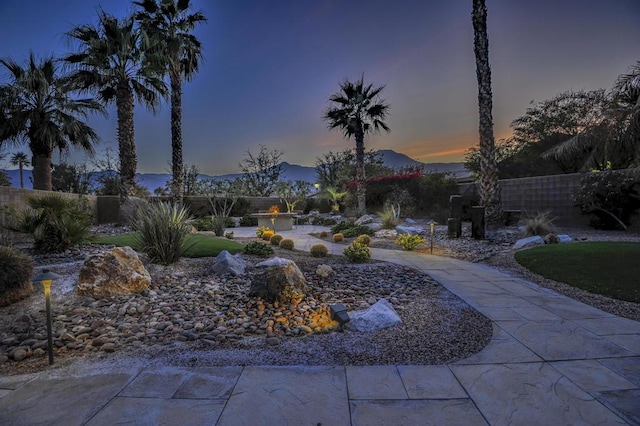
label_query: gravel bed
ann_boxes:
[2,222,638,376]
[0,239,492,375]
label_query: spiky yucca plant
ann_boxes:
[131,202,193,264]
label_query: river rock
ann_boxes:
[212,250,246,276]
[250,257,309,304]
[77,247,150,297]
[316,264,333,278]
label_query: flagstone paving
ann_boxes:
[0,225,638,425]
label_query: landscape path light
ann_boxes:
[428,220,436,254]
[33,269,61,365]
[330,303,350,331]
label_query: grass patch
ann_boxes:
[515,242,640,303]
[96,233,244,258]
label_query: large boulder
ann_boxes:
[365,222,382,232]
[212,250,246,276]
[250,257,309,304]
[558,234,573,243]
[77,247,150,297]
[512,236,545,250]
[355,214,376,225]
[395,225,424,235]
[375,229,397,239]
[348,299,402,332]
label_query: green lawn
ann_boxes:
[96,233,244,258]
[515,242,640,303]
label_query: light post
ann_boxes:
[314,182,320,194]
[428,220,436,254]
[33,269,61,366]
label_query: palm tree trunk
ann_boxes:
[354,127,367,214]
[19,165,24,189]
[170,68,184,202]
[472,0,501,224]
[32,152,52,191]
[116,83,137,199]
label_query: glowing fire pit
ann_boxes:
[252,206,297,231]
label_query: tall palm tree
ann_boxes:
[134,0,206,201]
[64,11,167,199]
[472,0,501,223]
[10,151,29,188]
[0,53,103,190]
[324,76,390,214]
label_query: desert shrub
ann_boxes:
[521,211,555,237]
[239,214,258,227]
[192,216,213,231]
[131,202,193,265]
[319,230,328,238]
[377,205,400,229]
[224,231,235,239]
[261,230,275,241]
[210,216,230,237]
[343,242,371,263]
[311,216,337,226]
[310,243,328,257]
[574,170,640,230]
[331,221,374,238]
[19,195,94,253]
[333,233,344,242]
[0,247,34,306]
[395,233,426,251]
[355,234,371,246]
[279,238,295,250]
[256,226,272,238]
[331,221,353,234]
[243,241,274,257]
[342,225,374,238]
[270,234,283,246]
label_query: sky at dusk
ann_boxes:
[1,0,639,175]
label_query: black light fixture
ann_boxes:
[33,269,61,365]
[330,303,350,331]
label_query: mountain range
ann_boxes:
[2,149,469,192]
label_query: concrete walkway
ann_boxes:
[1,225,638,425]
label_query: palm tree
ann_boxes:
[64,11,167,199]
[10,151,29,188]
[0,53,103,190]
[134,0,206,201]
[472,0,501,223]
[324,76,390,214]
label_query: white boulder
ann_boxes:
[347,299,402,332]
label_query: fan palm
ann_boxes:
[472,0,501,223]
[0,53,103,190]
[134,0,206,201]
[10,151,29,188]
[324,76,390,214]
[64,11,167,199]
